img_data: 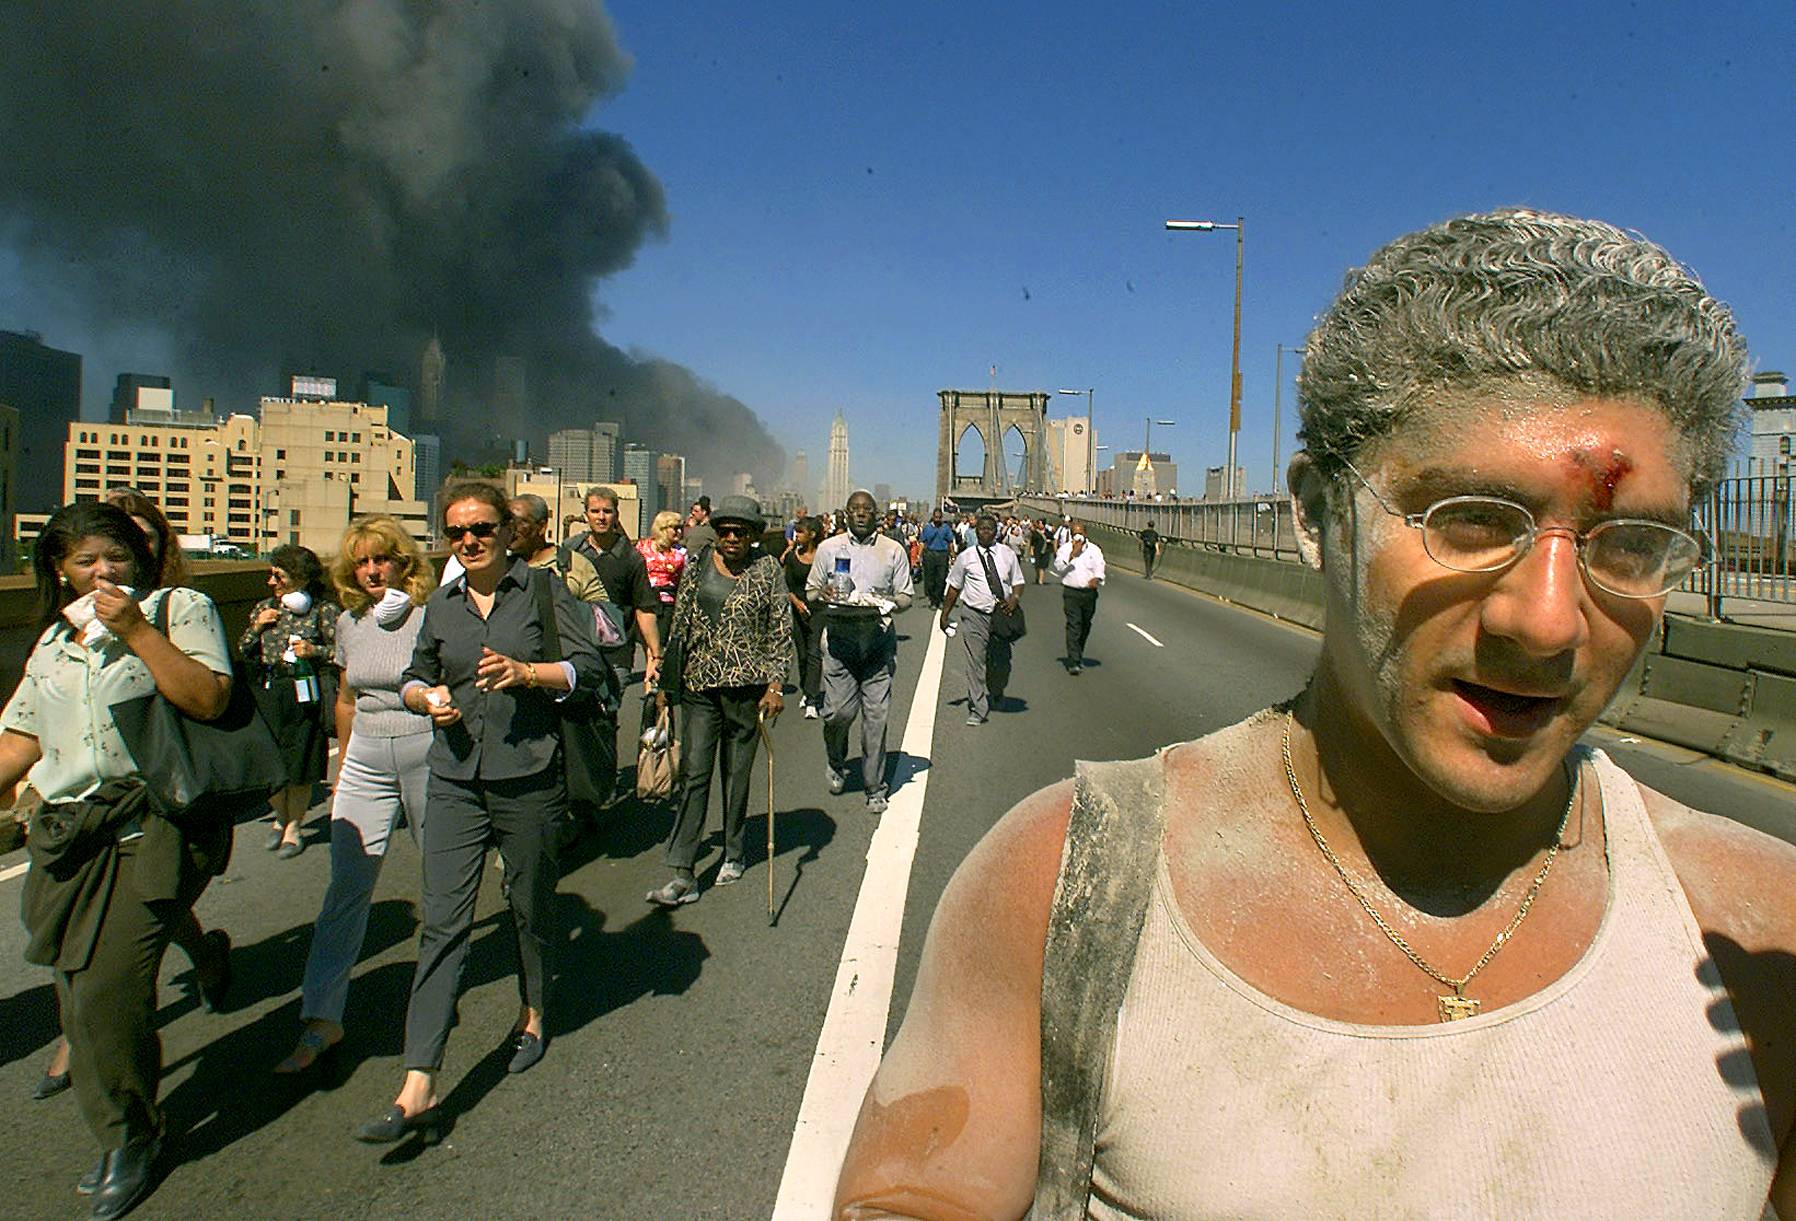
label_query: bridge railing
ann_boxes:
[1018,493,1303,562]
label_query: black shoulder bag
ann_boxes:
[977,547,1027,642]
[533,567,619,808]
[111,591,287,823]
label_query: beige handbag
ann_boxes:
[635,705,681,801]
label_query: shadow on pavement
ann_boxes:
[0,981,58,1069]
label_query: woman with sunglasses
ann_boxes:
[646,496,792,907]
[354,483,601,1143]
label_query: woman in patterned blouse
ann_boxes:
[239,545,339,858]
[646,496,792,906]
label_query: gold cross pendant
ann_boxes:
[1438,992,1481,1022]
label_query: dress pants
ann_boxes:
[402,769,564,1072]
[663,684,763,870]
[299,729,431,1025]
[791,606,824,705]
[57,838,214,1147]
[822,624,897,799]
[1063,586,1100,666]
[957,608,1013,719]
[922,549,950,607]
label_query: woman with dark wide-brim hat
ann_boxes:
[647,495,792,906]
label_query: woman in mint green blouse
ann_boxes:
[0,502,236,1218]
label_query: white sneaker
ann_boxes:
[716,859,745,886]
[803,701,820,720]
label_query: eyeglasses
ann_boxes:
[715,525,753,539]
[444,521,504,543]
[1341,459,1706,599]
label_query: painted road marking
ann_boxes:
[772,619,950,1218]
[1127,621,1165,648]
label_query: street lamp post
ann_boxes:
[1058,387,1095,496]
[1272,343,1306,495]
[1165,216,1245,498]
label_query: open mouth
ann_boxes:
[1450,680,1565,739]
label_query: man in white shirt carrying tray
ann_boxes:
[1049,520,1105,675]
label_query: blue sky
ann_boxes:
[583,0,1793,498]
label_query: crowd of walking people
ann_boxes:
[2,459,1130,1217]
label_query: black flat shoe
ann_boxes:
[353,1104,441,1145]
[195,929,232,1013]
[89,1133,161,1221]
[32,1070,71,1101]
[507,1031,546,1075]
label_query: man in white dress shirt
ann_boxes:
[1050,519,1105,675]
[939,514,1025,725]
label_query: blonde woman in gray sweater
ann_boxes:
[275,516,437,1073]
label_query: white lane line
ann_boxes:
[772,619,950,1218]
[1127,621,1165,648]
[0,740,346,886]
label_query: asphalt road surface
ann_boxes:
[2,565,1791,1220]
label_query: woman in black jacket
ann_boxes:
[354,483,602,1143]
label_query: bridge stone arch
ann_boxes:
[936,389,1049,505]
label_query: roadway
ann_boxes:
[0,562,1791,1219]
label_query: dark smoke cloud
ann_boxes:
[0,0,781,489]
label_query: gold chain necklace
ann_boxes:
[1280,711,1575,1022]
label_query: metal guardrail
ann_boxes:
[1018,494,1302,562]
[1690,475,1795,611]
[1026,475,1796,619]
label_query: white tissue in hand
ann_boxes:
[61,586,135,645]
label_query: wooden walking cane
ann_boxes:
[757,709,776,925]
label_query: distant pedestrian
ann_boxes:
[1050,519,1105,675]
[940,514,1025,724]
[646,496,791,906]
[684,496,718,553]
[919,509,956,608]
[1029,519,1052,585]
[277,514,437,1076]
[637,510,689,656]
[240,545,339,858]
[784,516,825,718]
[1140,520,1163,580]
[808,489,914,814]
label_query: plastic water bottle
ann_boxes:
[829,555,855,601]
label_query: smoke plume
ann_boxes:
[0,0,781,488]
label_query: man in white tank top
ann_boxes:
[835,210,1796,1219]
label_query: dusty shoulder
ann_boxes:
[928,779,1074,974]
[1640,782,1796,952]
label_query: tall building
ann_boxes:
[874,482,893,508]
[656,453,686,526]
[494,356,527,428]
[360,373,413,436]
[789,450,810,505]
[257,396,428,551]
[592,421,621,483]
[1202,464,1244,501]
[1096,451,1177,499]
[0,330,82,516]
[621,442,657,538]
[110,373,173,422]
[822,411,851,511]
[413,434,441,508]
[63,414,263,546]
[418,334,445,424]
[1046,416,1096,494]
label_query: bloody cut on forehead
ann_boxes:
[1570,447,1634,512]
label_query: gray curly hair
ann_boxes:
[1296,209,1749,496]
